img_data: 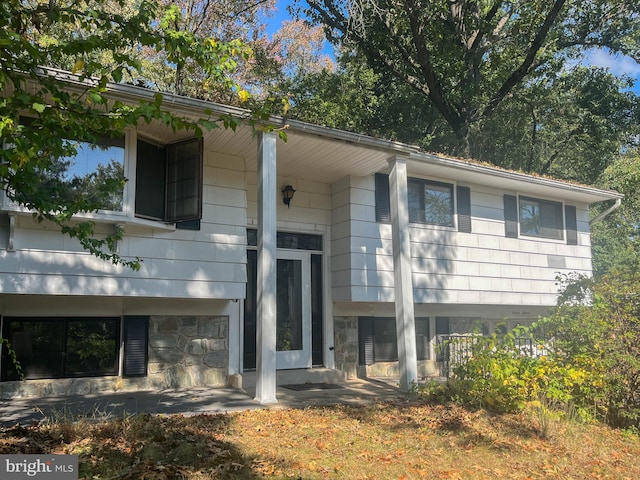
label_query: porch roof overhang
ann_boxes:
[57,72,622,206]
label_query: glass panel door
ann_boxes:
[276,251,311,369]
[243,249,314,371]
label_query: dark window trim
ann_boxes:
[134,136,203,228]
[246,229,323,252]
[504,194,519,238]
[123,316,149,377]
[408,177,455,226]
[519,196,564,241]
[1,316,121,381]
[375,173,391,223]
[565,205,578,245]
[358,316,430,365]
[376,173,464,228]
[456,186,472,233]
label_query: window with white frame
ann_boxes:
[14,118,203,227]
[15,117,126,212]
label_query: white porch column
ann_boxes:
[255,132,278,404]
[389,156,418,391]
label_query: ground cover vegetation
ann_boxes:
[1,402,639,479]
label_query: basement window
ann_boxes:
[1,317,120,380]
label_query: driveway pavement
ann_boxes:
[0,378,408,425]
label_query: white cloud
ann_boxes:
[581,48,640,78]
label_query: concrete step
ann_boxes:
[239,368,347,390]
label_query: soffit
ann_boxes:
[119,82,621,205]
[136,120,391,184]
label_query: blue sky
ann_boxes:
[582,49,640,92]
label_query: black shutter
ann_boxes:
[358,317,375,366]
[504,194,519,238]
[176,219,201,230]
[375,173,391,223]
[165,138,203,222]
[123,316,148,377]
[565,205,578,245]
[415,318,430,361]
[457,186,472,233]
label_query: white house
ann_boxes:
[0,73,622,402]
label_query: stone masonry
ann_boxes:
[147,315,228,389]
[0,315,229,399]
[333,316,436,381]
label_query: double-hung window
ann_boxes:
[408,178,454,226]
[375,173,471,232]
[519,197,563,240]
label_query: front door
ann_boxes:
[244,249,313,370]
[276,251,311,369]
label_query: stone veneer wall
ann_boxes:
[147,315,228,389]
[333,315,437,381]
[0,315,229,399]
[333,316,359,379]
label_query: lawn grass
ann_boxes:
[1,400,639,479]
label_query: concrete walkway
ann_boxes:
[0,378,409,425]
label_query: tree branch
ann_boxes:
[403,0,465,139]
[482,0,567,120]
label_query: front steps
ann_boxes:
[237,368,347,390]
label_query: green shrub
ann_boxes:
[432,331,602,418]
[421,271,640,429]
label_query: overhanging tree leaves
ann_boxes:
[304,0,640,158]
[591,150,640,276]
[0,0,258,269]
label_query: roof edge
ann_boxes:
[32,68,623,202]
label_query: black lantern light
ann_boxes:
[282,185,296,208]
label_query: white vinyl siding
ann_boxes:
[0,148,247,300]
[332,177,593,306]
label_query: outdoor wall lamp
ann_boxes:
[282,185,296,208]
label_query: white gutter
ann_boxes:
[590,198,623,225]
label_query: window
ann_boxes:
[246,229,323,251]
[17,118,125,212]
[62,137,126,211]
[408,178,454,226]
[1,317,120,380]
[519,196,563,240]
[375,173,470,231]
[135,138,203,223]
[358,317,430,365]
[16,118,203,227]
